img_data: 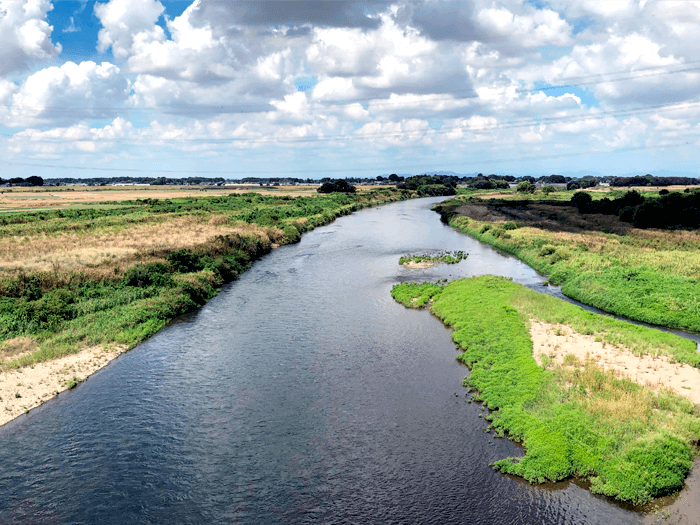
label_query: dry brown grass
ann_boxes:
[566,361,654,422]
[0,337,39,361]
[0,215,283,276]
[0,186,325,210]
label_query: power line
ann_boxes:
[4,99,699,145]
[1,60,699,116]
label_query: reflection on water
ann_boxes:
[0,197,646,524]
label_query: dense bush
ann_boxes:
[570,189,700,229]
[317,180,356,193]
[517,181,535,193]
[122,262,174,287]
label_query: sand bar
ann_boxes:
[530,321,700,404]
[0,345,127,427]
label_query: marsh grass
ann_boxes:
[391,276,700,504]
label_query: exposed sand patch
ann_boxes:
[403,260,437,269]
[0,344,127,427]
[530,321,700,404]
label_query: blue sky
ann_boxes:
[1,0,699,179]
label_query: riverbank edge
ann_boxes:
[0,190,419,428]
[391,276,700,507]
[433,201,700,334]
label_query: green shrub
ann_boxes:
[122,262,173,287]
[167,249,203,273]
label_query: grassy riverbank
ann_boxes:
[392,276,700,505]
[0,188,411,374]
[434,196,700,332]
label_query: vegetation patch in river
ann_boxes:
[399,250,466,268]
[392,275,700,505]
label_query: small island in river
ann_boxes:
[399,250,466,268]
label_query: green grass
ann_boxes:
[391,276,700,504]
[436,207,700,332]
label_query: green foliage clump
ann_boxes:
[393,275,700,504]
[317,179,356,193]
[390,281,444,308]
[517,181,535,193]
[397,175,457,196]
[398,251,466,266]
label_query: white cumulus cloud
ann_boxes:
[5,61,130,127]
[0,0,61,76]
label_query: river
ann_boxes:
[0,197,665,524]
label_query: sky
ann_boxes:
[1,0,700,179]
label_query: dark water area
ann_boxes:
[0,197,653,524]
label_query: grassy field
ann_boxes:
[392,276,700,505]
[434,194,700,332]
[0,187,412,372]
[0,184,392,213]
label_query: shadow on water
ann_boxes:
[0,196,684,524]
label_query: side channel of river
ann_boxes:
[0,197,660,524]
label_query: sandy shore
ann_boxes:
[530,321,700,404]
[0,344,127,427]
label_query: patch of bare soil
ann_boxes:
[403,260,437,269]
[448,198,635,234]
[0,345,127,427]
[530,321,700,404]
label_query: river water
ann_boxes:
[0,197,659,524]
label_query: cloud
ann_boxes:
[8,117,133,156]
[307,14,475,103]
[5,61,130,127]
[0,0,61,76]
[395,0,571,49]
[95,0,166,60]
[189,1,383,30]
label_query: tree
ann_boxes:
[26,176,44,187]
[317,179,356,193]
[542,185,555,196]
[570,191,592,210]
[516,181,535,193]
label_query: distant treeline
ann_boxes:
[42,176,227,186]
[11,173,700,188]
[572,189,700,229]
[397,175,457,196]
[317,175,458,196]
[0,176,44,186]
[609,175,700,187]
